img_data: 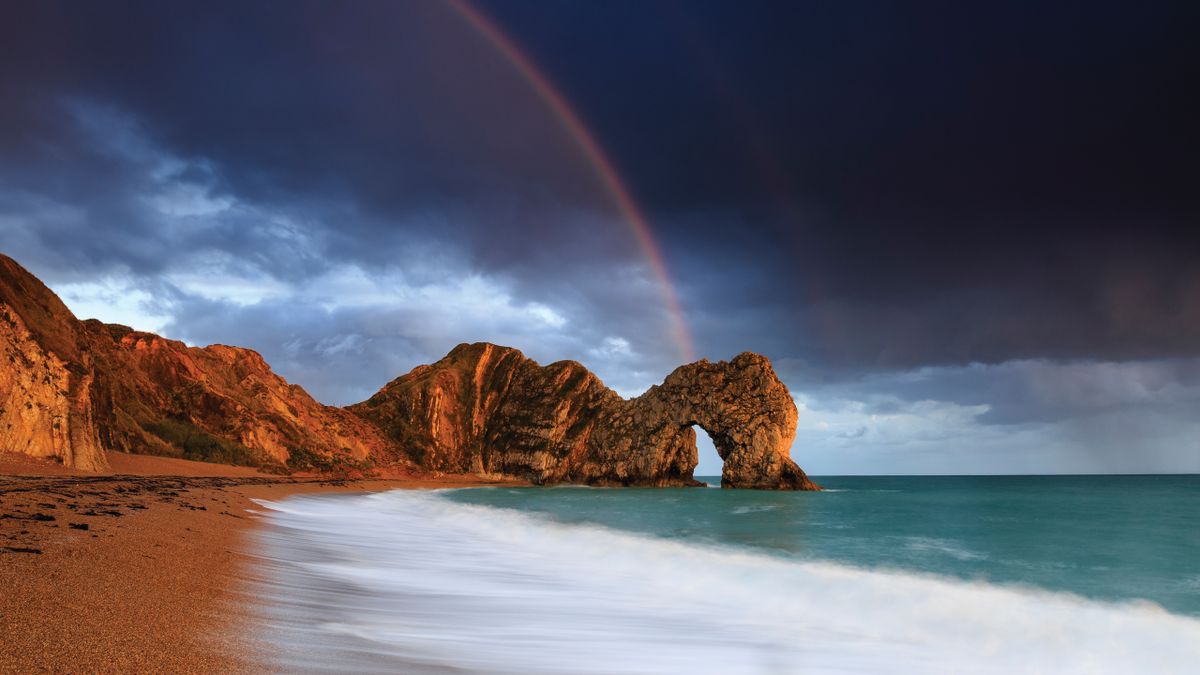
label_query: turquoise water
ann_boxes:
[251,477,1200,673]
[447,475,1200,616]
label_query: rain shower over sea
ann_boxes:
[249,475,1200,673]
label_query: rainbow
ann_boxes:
[446,0,696,363]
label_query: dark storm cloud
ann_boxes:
[483,0,1200,368]
[0,0,691,375]
[793,357,1200,426]
[0,1,636,274]
[2,1,1199,472]
[789,357,1200,474]
[4,0,1198,370]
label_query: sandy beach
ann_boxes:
[0,452,520,674]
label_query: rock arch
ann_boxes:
[356,343,821,490]
[607,353,820,490]
[1,251,819,487]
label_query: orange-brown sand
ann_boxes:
[0,452,523,673]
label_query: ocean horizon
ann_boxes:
[246,475,1200,673]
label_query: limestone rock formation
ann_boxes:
[351,343,819,490]
[592,352,819,490]
[1,253,816,488]
[0,258,106,471]
[78,323,398,470]
[0,254,399,472]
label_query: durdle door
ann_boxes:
[351,343,820,490]
[1,253,817,489]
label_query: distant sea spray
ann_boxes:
[246,488,1200,674]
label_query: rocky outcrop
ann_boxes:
[351,343,819,490]
[77,322,399,470]
[1,253,816,488]
[0,256,107,471]
[0,254,400,472]
[0,300,107,471]
[591,352,818,489]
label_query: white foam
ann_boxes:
[246,490,1200,674]
[904,536,988,561]
[731,504,782,514]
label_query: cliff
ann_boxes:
[350,343,819,490]
[0,254,816,489]
[0,256,106,471]
[0,254,400,473]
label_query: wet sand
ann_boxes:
[0,452,522,673]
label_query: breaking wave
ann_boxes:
[246,490,1200,674]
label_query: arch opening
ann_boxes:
[692,424,723,486]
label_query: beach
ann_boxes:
[7,456,1200,674]
[0,452,517,674]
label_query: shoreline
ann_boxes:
[0,452,523,673]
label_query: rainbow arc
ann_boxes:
[446,0,696,362]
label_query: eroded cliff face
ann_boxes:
[79,323,399,469]
[0,301,106,471]
[0,254,400,472]
[0,256,107,471]
[1,253,816,488]
[351,343,819,490]
[590,353,818,490]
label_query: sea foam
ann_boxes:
[246,490,1200,674]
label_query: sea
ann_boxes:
[247,475,1200,673]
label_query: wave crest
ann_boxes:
[246,490,1200,674]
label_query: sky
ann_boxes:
[2,0,1198,475]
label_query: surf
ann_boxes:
[245,489,1200,673]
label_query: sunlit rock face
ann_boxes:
[1,253,816,488]
[0,304,107,471]
[76,323,400,469]
[593,353,819,490]
[0,255,107,471]
[0,254,401,472]
[352,343,819,490]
